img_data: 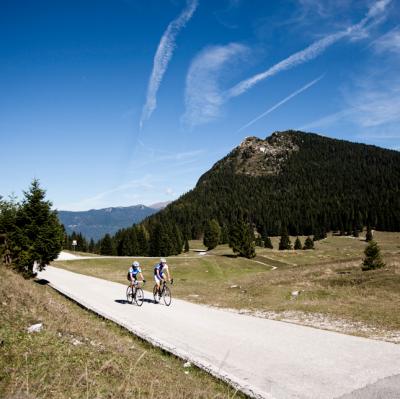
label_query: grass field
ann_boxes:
[54,232,400,339]
[0,267,244,399]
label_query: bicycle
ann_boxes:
[153,279,173,306]
[126,280,145,306]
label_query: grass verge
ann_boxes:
[0,266,244,399]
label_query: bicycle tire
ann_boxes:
[126,286,134,304]
[134,288,144,307]
[163,286,172,306]
[153,285,159,303]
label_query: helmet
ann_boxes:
[132,261,140,268]
[160,258,167,264]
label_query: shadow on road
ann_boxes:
[114,298,157,305]
[35,279,50,285]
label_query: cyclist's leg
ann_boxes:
[154,275,161,296]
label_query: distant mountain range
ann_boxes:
[58,202,170,240]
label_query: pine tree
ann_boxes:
[100,234,114,255]
[0,196,18,265]
[264,236,273,249]
[184,238,189,252]
[11,180,64,277]
[219,224,229,244]
[279,228,291,250]
[203,219,221,250]
[136,225,149,256]
[228,220,256,258]
[303,236,314,250]
[362,240,385,271]
[294,237,302,250]
[88,238,95,253]
[172,224,183,255]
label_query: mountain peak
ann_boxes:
[210,130,301,178]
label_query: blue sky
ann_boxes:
[1,0,399,211]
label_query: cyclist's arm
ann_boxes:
[139,272,144,281]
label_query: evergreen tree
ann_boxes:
[136,225,149,256]
[88,238,95,253]
[100,234,114,255]
[365,226,373,242]
[303,236,314,250]
[203,219,221,250]
[149,222,173,256]
[294,237,302,250]
[172,224,183,254]
[264,236,273,249]
[279,228,291,250]
[11,180,64,277]
[0,196,18,265]
[219,224,229,244]
[184,238,189,252]
[229,220,256,258]
[362,240,385,271]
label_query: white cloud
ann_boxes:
[227,0,391,98]
[301,76,400,137]
[140,0,198,128]
[372,25,400,55]
[182,1,391,128]
[182,43,249,127]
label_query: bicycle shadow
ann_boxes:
[114,298,156,305]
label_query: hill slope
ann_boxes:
[58,205,158,240]
[144,130,400,237]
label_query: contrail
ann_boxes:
[236,75,324,133]
[140,0,198,128]
[227,0,391,99]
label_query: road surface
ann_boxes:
[38,266,400,399]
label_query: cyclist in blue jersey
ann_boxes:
[127,261,146,286]
[154,258,172,295]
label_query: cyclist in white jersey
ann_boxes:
[154,258,172,295]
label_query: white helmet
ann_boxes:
[132,261,140,268]
[160,258,167,263]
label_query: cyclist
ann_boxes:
[154,258,172,296]
[127,261,146,287]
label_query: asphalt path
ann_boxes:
[38,266,400,399]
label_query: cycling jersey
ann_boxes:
[154,262,168,277]
[129,266,142,279]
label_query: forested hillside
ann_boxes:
[145,131,400,237]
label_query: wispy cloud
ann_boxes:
[182,1,391,128]
[301,76,400,134]
[372,25,400,55]
[140,0,198,128]
[182,43,249,127]
[227,0,391,98]
[237,74,324,133]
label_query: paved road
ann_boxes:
[38,266,400,399]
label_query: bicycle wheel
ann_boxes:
[126,286,134,304]
[163,286,172,306]
[153,285,159,303]
[134,288,144,307]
